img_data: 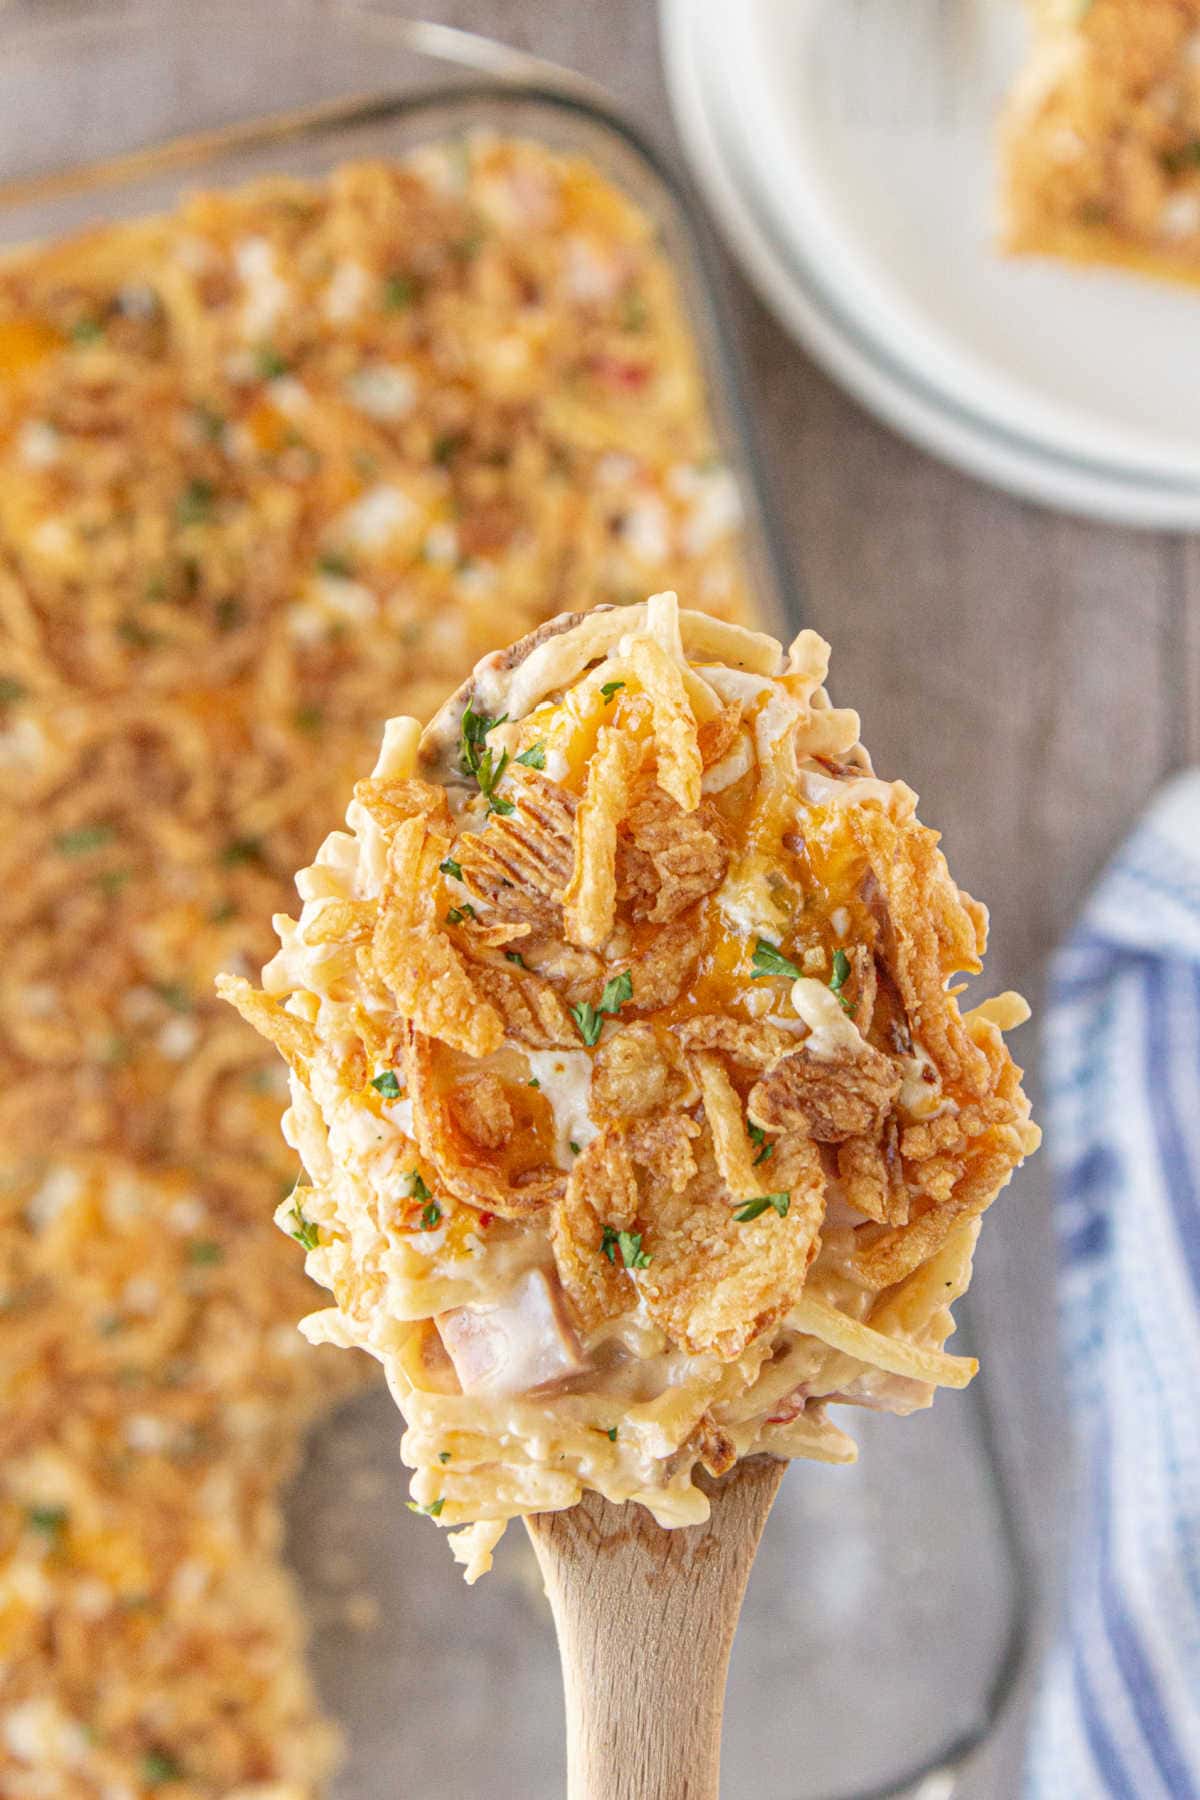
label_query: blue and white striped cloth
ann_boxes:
[1025,771,1200,1800]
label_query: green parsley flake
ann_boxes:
[175,478,215,527]
[600,1224,652,1269]
[155,983,191,1013]
[750,938,801,981]
[505,951,526,967]
[187,1241,223,1266]
[571,969,633,1046]
[606,1426,618,1442]
[433,431,465,465]
[829,946,856,1014]
[569,1141,581,1155]
[220,835,262,867]
[514,742,546,770]
[528,1077,540,1089]
[255,347,289,380]
[459,701,513,814]
[384,274,418,310]
[406,1495,445,1517]
[289,1206,320,1252]
[439,857,463,881]
[748,1123,774,1166]
[71,318,104,345]
[141,1749,183,1784]
[446,905,477,925]
[371,1070,401,1098]
[600,680,625,702]
[408,1171,432,1203]
[419,1200,443,1232]
[438,1451,452,1463]
[27,1504,68,1538]
[317,550,354,578]
[732,1192,790,1223]
[55,823,115,856]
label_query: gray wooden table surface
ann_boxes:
[13,1,1193,1793]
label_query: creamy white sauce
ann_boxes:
[334,483,414,552]
[525,1049,597,1168]
[235,236,289,340]
[343,362,418,421]
[896,1044,949,1120]
[788,977,866,1058]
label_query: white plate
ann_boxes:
[661,0,1200,529]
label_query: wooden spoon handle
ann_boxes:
[525,1457,785,1800]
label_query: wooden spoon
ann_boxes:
[525,1457,785,1800]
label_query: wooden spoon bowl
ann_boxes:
[525,1457,785,1800]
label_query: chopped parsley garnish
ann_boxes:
[600,1225,652,1269]
[219,835,263,867]
[733,1192,790,1223]
[117,617,162,650]
[606,1426,618,1442]
[829,947,856,1014]
[514,742,546,770]
[55,823,115,856]
[600,680,625,702]
[0,677,27,703]
[141,1749,183,1784]
[384,274,418,310]
[459,701,513,814]
[175,478,215,526]
[371,1070,401,1098]
[505,951,526,967]
[438,1451,452,1463]
[419,1200,443,1232]
[155,983,191,1013]
[1162,138,1200,176]
[289,1205,320,1252]
[439,857,463,881]
[528,1077,540,1089]
[317,550,354,578]
[748,1123,774,1167]
[26,1504,68,1539]
[446,904,476,924]
[187,1241,223,1266]
[750,938,801,981]
[406,1495,446,1516]
[571,969,633,1047]
[432,431,465,465]
[255,346,289,380]
[408,1171,432,1203]
[569,1141,581,1156]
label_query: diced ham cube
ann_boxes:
[436,1269,588,1398]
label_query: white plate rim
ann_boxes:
[660,0,1200,532]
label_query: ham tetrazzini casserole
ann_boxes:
[221,592,1039,1582]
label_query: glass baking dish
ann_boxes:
[0,7,1031,1797]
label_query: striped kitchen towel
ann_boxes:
[1025,771,1200,1800]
